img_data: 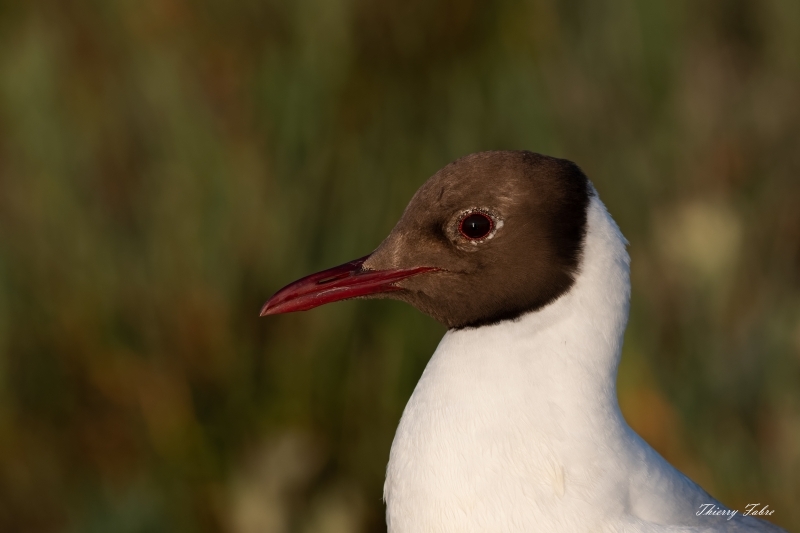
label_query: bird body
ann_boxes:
[384,193,775,532]
[262,152,785,532]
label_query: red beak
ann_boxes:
[260,255,438,316]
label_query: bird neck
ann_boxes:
[385,196,634,531]
[434,193,630,423]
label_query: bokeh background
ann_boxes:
[1,0,798,531]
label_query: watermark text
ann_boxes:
[697,503,775,521]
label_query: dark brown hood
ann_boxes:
[262,151,592,329]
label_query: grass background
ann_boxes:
[0,0,798,531]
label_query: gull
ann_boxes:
[261,151,785,533]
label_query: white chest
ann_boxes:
[383,323,631,533]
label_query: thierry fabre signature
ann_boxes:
[697,503,775,521]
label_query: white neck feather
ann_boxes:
[384,194,733,533]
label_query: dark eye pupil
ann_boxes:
[460,213,492,239]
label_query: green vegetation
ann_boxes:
[0,1,798,531]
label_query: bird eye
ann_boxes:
[459,212,493,240]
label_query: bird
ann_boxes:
[261,151,786,533]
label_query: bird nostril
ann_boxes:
[317,272,352,285]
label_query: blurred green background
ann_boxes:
[0,0,798,531]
